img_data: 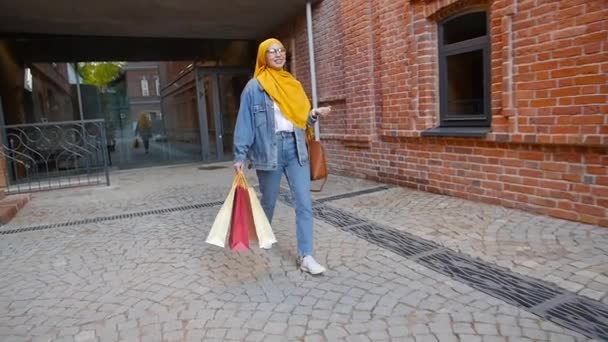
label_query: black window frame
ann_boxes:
[438,9,491,128]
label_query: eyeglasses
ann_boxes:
[266,48,286,55]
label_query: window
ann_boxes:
[141,77,149,97]
[438,10,490,127]
[24,68,33,92]
[154,76,160,96]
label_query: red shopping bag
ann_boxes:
[228,173,256,251]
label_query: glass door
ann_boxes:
[202,74,218,160]
[110,62,203,170]
[217,73,250,160]
[196,68,250,162]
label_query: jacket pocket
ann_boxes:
[253,104,267,128]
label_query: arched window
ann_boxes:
[438,10,490,127]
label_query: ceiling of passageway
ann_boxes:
[0,0,317,39]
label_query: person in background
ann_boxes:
[135,112,152,154]
[233,38,332,275]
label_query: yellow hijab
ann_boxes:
[254,38,311,129]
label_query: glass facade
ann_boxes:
[0,40,256,170]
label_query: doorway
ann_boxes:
[196,68,250,162]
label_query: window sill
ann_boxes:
[421,127,490,138]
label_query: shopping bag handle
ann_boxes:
[236,171,249,188]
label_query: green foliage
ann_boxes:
[78,62,124,87]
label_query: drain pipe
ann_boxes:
[306,0,320,141]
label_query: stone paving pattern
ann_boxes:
[328,188,608,305]
[0,163,605,341]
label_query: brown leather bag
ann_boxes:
[308,139,328,192]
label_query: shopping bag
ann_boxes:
[205,177,238,248]
[229,172,255,251]
[248,187,277,249]
[133,138,140,149]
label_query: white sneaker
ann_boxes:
[300,255,326,275]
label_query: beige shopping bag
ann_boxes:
[205,177,238,248]
[248,187,277,249]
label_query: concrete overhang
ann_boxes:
[7,36,258,62]
[0,0,320,39]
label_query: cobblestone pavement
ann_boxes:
[328,188,608,306]
[2,164,236,228]
[0,163,605,341]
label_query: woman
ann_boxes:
[233,38,331,275]
[135,112,153,154]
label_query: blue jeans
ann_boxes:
[256,132,313,256]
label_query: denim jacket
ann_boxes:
[233,78,317,171]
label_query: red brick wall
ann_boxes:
[0,155,7,199]
[279,0,608,226]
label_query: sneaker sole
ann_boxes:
[300,265,326,275]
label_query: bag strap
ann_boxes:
[310,176,327,192]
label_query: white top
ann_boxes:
[274,102,294,132]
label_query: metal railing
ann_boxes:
[0,120,110,194]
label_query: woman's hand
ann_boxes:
[233,161,244,173]
[312,106,332,118]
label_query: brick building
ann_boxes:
[26,63,77,123]
[124,62,162,128]
[0,41,77,125]
[158,61,200,149]
[0,0,605,226]
[280,0,607,226]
